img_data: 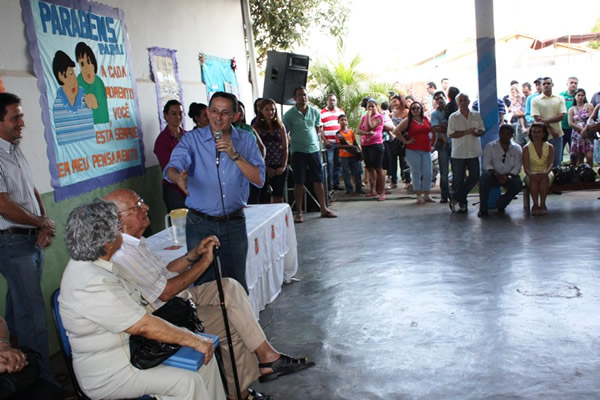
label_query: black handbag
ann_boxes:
[129,297,204,370]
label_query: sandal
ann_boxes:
[258,354,315,382]
[294,214,303,223]
[378,194,386,201]
[320,210,337,218]
[364,193,377,198]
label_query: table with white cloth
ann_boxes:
[146,203,298,319]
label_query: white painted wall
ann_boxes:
[0,0,252,193]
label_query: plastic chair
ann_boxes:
[51,289,155,400]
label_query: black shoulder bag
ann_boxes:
[129,297,204,370]
[336,131,362,161]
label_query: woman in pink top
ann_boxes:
[357,99,386,200]
[153,99,186,211]
[393,101,434,204]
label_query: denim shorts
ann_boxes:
[291,152,323,184]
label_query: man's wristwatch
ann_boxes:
[231,152,241,161]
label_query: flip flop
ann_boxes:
[294,214,303,223]
[364,193,377,198]
[258,354,316,383]
[378,194,386,201]
[320,210,337,218]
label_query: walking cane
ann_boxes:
[212,246,243,400]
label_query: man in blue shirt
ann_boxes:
[166,92,265,292]
[524,78,542,126]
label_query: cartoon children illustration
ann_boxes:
[75,42,109,124]
[52,50,95,145]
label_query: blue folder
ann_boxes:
[163,332,219,371]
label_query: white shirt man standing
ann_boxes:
[447,92,485,213]
[0,92,57,387]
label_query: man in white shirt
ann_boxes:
[106,189,315,400]
[478,125,523,217]
[447,93,485,213]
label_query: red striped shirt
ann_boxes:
[320,107,344,143]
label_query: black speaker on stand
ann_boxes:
[262,51,309,105]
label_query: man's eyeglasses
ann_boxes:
[119,199,145,214]
[208,108,234,118]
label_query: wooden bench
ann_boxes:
[523,182,600,211]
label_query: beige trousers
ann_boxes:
[96,357,225,400]
[182,278,266,395]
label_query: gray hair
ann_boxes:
[456,92,470,102]
[65,199,120,261]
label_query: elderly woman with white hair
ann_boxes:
[59,200,225,400]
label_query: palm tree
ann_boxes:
[309,39,393,129]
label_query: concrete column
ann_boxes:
[474,0,499,149]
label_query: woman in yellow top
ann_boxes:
[523,123,554,216]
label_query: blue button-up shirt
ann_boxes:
[165,126,265,215]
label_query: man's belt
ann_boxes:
[0,227,38,236]
[190,208,245,222]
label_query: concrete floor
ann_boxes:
[253,190,600,400]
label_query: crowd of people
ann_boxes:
[291,76,599,218]
[2,73,600,398]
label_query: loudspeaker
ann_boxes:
[262,51,309,105]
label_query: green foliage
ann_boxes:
[589,17,600,49]
[249,0,350,67]
[308,39,393,130]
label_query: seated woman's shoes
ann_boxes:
[258,354,315,382]
[247,388,274,400]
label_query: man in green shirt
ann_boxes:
[282,87,337,223]
[559,76,578,164]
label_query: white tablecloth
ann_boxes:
[146,204,298,319]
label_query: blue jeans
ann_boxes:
[405,149,432,191]
[451,157,480,206]
[549,136,563,167]
[478,171,523,212]
[435,142,451,201]
[186,213,249,292]
[326,146,341,187]
[0,233,55,384]
[340,156,362,193]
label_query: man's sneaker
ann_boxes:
[449,199,457,212]
[477,210,489,218]
[458,203,467,213]
[440,198,448,204]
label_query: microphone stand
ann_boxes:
[212,246,242,400]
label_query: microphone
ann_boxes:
[214,131,223,165]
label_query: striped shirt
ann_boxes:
[0,137,40,230]
[320,107,344,143]
[112,233,177,311]
[53,86,96,145]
